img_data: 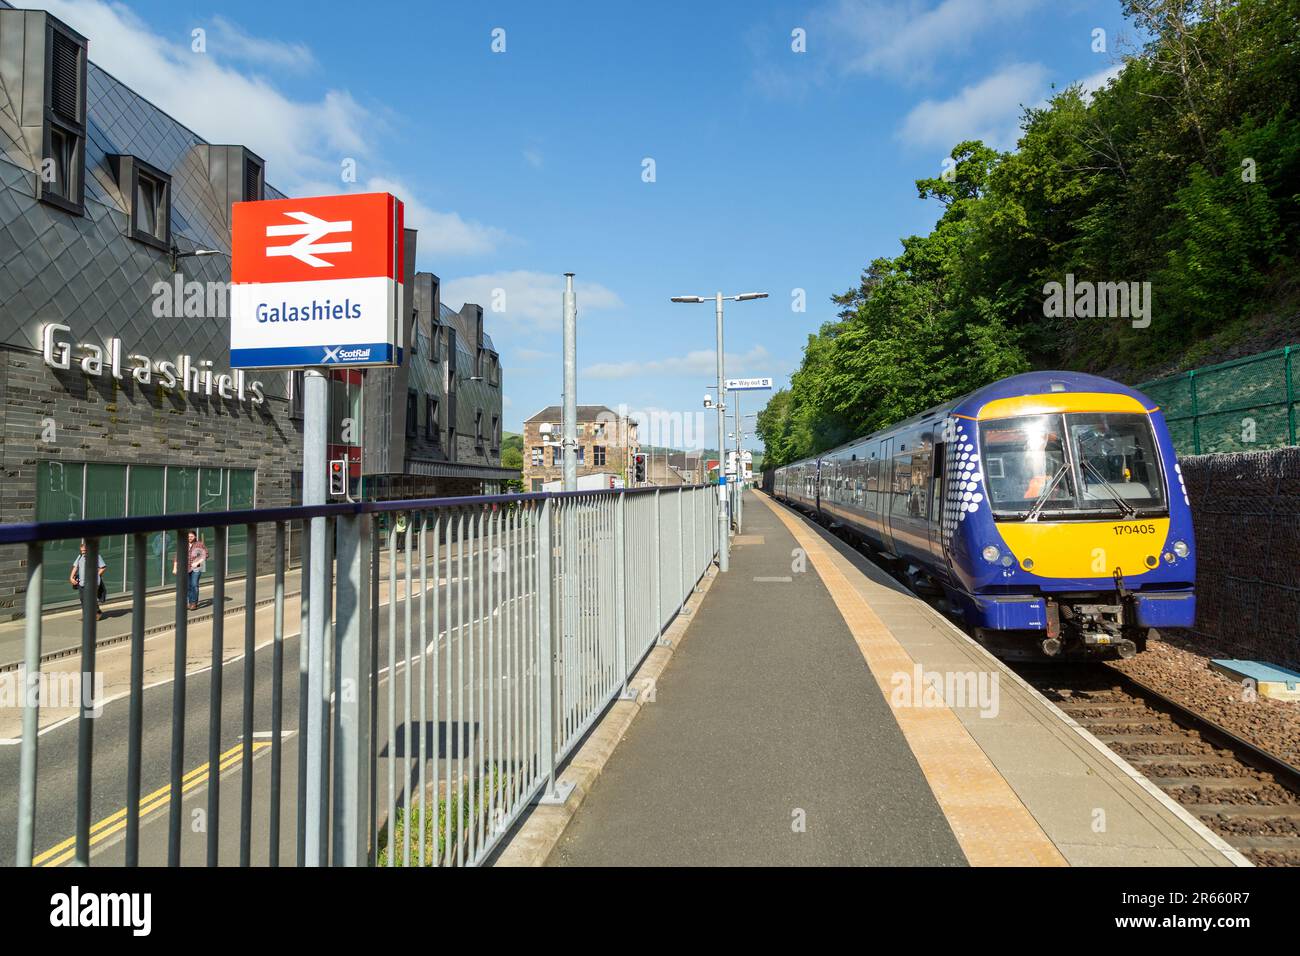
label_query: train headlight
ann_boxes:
[982,545,1001,563]
[1172,540,1190,558]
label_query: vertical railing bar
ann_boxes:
[386,519,396,866]
[16,542,44,867]
[124,534,145,866]
[418,511,428,868]
[369,521,380,866]
[434,515,444,868]
[167,532,187,867]
[444,512,455,868]
[296,521,309,866]
[457,511,466,866]
[74,535,100,866]
[207,527,227,867]
[321,518,335,864]
[270,521,286,867]
[402,513,413,867]
[487,505,497,845]
[239,523,257,866]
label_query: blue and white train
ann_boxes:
[771,371,1196,659]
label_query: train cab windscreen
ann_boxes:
[979,412,1166,519]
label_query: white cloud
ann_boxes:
[523,148,544,169]
[514,348,553,362]
[441,271,623,331]
[208,16,315,71]
[366,177,507,258]
[585,345,772,381]
[817,0,1042,82]
[898,62,1048,150]
[1077,62,1124,101]
[44,0,506,256]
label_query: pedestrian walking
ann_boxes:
[70,539,107,620]
[172,530,208,611]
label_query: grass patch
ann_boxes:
[376,766,513,866]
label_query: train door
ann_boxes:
[878,437,895,554]
[928,434,947,561]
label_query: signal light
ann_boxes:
[329,458,347,496]
[634,453,646,483]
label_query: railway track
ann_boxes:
[1015,662,1300,867]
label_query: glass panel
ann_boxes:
[83,463,127,596]
[126,465,166,592]
[37,461,85,607]
[227,469,255,576]
[164,466,199,585]
[979,414,1073,516]
[1067,413,1166,512]
[198,467,228,580]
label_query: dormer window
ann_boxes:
[112,155,171,250]
[39,20,87,214]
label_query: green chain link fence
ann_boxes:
[1137,345,1300,456]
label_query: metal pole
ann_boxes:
[614,492,632,698]
[332,511,371,865]
[303,367,329,866]
[15,543,42,866]
[715,292,729,573]
[734,392,742,533]
[562,273,578,493]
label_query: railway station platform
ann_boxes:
[537,489,1249,867]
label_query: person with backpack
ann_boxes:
[70,539,107,620]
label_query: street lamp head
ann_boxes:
[735,292,768,301]
[703,393,714,408]
[670,295,705,303]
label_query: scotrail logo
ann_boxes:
[323,346,373,363]
[266,211,353,268]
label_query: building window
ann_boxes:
[113,155,172,250]
[289,370,304,420]
[594,445,607,467]
[425,396,439,442]
[531,446,544,467]
[135,170,168,244]
[576,446,586,465]
[406,390,418,438]
[40,24,87,214]
[491,416,499,452]
[475,410,484,448]
[244,156,264,202]
[551,446,561,466]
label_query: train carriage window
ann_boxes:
[891,453,912,517]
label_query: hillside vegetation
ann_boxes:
[758,0,1300,469]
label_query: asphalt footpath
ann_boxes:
[548,489,966,866]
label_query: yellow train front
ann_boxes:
[774,371,1196,660]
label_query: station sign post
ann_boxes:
[230,191,402,866]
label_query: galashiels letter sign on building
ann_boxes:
[230,192,403,368]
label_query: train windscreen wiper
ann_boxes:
[1025,462,1071,523]
[1075,434,1137,518]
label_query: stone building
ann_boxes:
[521,405,639,491]
[0,7,514,615]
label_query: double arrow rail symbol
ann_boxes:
[265,211,353,268]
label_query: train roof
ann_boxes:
[777,370,1155,468]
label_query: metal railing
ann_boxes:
[2,484,718,867]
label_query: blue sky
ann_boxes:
[45,0,1134,446]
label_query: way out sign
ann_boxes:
[230,192,403,368]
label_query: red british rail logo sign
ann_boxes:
[230,192,404,368]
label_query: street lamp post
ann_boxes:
[671,291,767,573]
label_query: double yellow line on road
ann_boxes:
[34,740,271,866]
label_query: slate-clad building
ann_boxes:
[0,6,514,615]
